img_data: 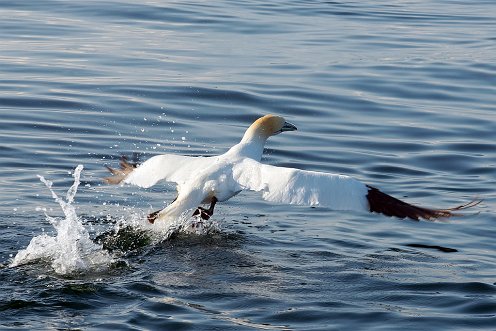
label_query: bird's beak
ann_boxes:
[281,121,297,132]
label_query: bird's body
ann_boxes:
[105,114,477,224]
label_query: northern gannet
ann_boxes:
[105,114,477,224]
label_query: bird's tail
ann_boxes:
[104,155,138,185]
[366,185,481,221]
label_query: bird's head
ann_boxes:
[243,114,297,142]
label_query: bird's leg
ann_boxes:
[192,197,218,221]
[148,197,178,224]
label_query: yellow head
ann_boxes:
[242,114,297,142]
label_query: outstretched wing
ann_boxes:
[105,154,212,188]
[365,186,480,221]
[233,159,478,220]
[233,159,370,212]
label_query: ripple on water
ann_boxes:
[1,0,496,330]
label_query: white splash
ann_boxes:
[10,165,113,275]
[134,209,221,242]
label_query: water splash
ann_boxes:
[147,211,222,239]
[180,216,221,235]
[10,165,113,275]
[9,166,222,273]
[116,210,222,245]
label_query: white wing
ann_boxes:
[122,154,213,188]
[233,159,369,212]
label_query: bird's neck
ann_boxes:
[226,124,271,160]
[229,133,268,160]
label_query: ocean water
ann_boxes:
[1,0,495,329]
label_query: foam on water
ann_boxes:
[10,165,114,275]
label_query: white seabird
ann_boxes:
[105,114,477,224]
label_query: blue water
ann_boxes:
[1,0,495,329]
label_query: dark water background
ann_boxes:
[1,0,495,330]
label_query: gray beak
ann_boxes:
[281,121,297,132]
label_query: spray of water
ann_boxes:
[130,208,222,242]
[10,165,113,275]
[10,165,222,274]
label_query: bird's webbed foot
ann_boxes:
[192,207,212,221]
[192,196,218,221]
[147,209,161,224]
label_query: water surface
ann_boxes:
[1,0,495,330]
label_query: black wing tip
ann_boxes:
[366,185,480,221]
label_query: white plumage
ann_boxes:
[105,114,476,224]
[124,154,211,189]
[233,159,369,211]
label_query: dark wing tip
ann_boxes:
[366,185,480,221]
[103,155,138,185]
